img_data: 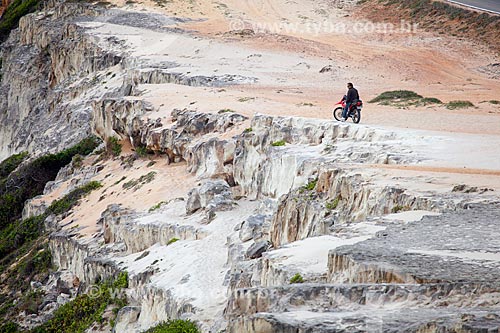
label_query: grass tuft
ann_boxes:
[123,172,156,191]
[142,319,200,333]
[149,201,166,212]
[47,181,102,216]
[446,100,474,110]
[0,152,28,179]
[302,179,318,191]
[167,237,179,246]
[325,196,340,211]
[391,205,411,213]
[107,137,122,157]
[290,273,304,284]
[271,140,286,147]
[218,109,235,114]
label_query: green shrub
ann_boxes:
[113,176,127,185]
[446,100,474,110]
[301,179,318,192]
[47,181,102,216]
[238,97,255,102]
[419,97,442,105]
[0,0,40,43]
[32,273,128,333]
[0,136,100,228]
[123,172,156,191]
[72,154,83,169]
[0,152,28,179]
[142,319,200,333]
[0,139,100,326]
[0,181,101,260]
[325,196,340,211]
[298,102,315,107]
[107,137,122,157]
[488,100,500,105]
[290,273,304,284]
[369,90,423,103]
[243,128,253,133]
[0,218,43,266]
[149,201,166,212]
[391,205,410,213]
[218,109,235,114]
[271,140,286,147]
[135,146,149,158]
[0,321,18,333]
[167,237,179,246]
[113,271,129,289]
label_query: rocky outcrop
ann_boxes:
[3,1,499,332]
[0,0,123,159]
[102,203,209,254]
[328,203,500,284]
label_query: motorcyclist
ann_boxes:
[342,82,359,122]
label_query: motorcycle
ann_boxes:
[333,95,363,124]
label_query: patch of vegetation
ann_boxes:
[149,201,166,212]
[122,172,157,191]
[142,319,200,333]
[238,97,255,102]
[0,321,18,333]
[107,137,122,157]
[0,136,100,229]
[147,161,156,168]
[298,102,315,107]
[135,146,150,158]
[113,176,127,186]
[301,179,318,192]
[325,196,340,211]
[419,97,442,105]
[135,251,150,261]
[167,237,179,246]
[0,0,41,43]
[0,138,100,327]
[71,154,84,169]
[366,0,500,53]
[151,0,170,8]
[488,100,500,105]
[0,152,28,179]
[31,272,128,333]
[218,109,235,114]
[243,128,253,133]
[446,100,474,110]
[18,290,45,315]
[46,181,102,216]
[271,140,286,147]
[370,91,444,108]
[290,273,304,284]
[370,90,422,103]
[95,0,111,7]
[391,205,411,213]
[0,181,102,260]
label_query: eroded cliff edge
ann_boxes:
[0,1,500,332]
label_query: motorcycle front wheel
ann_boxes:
[333,107,344,121]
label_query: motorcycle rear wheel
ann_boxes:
[352,110,361,124]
